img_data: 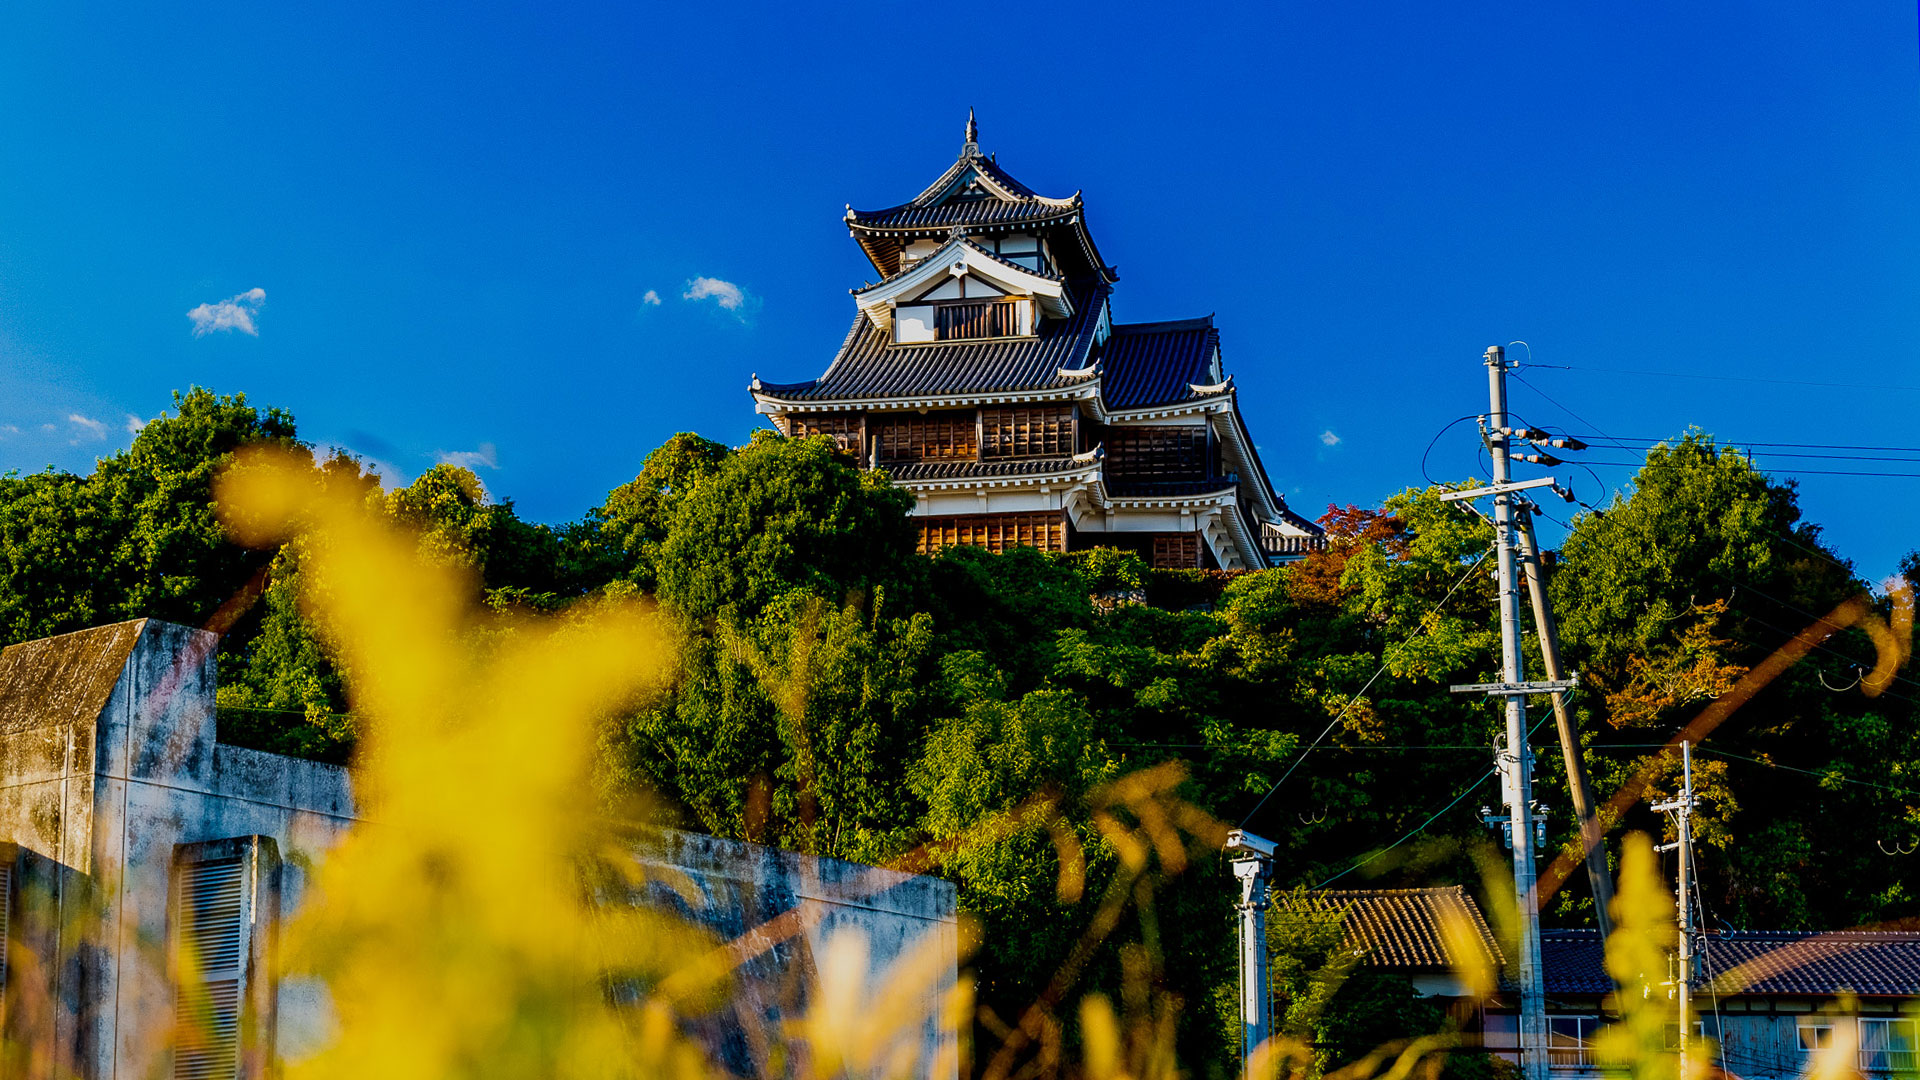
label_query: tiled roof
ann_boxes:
[886,458,1094,482]
[848,153,1075,231]
[852,199,1080,231]
[1538,929,1920,997]
[754,284,1109,403]
[1289,887,1505,971]
[1101,317,1220,410]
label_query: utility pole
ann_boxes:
[1654,743,1698,1080]
[1489,346,1549,1080]
[1514,512,1615,938]
[1479,345,1549,1080]
[1437,346,1595,1080]
[1225,830,1277,1070]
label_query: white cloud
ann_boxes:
[125,414,147,437]
[68,414,107,440]
[187,287,267,337]
[436,442,498,471]
[39,423,55,432]
[1319,429,1342,447]
[641,289,662,306]
[683,276,746,311]
[0,425,18,438]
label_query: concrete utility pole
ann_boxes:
[1654,743,1699,1080]
[1514,513,1616,938]
[1437,346,1553,1080]
[1486,346,1550,1080]
[1226,830,1277,1069]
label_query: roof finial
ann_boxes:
[962,107,979,158]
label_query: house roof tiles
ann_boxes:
[1537,929,1920,997]
[753,285,1109,403]
[885,458,1095,482]
[847,153,1075,232]
[1100,318,1220,411]
[1288,887,1505,971]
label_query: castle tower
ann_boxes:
[750,116,1322,568]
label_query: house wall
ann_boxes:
[639,831,958,1080]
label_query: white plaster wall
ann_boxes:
[895,306,936,344]
[913,490,1069,517]
[1071,508,1205,533]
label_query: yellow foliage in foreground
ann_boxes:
[220,448,724,1080]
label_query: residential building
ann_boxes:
[749,112,1323,569]
[1291,887,1920,1079]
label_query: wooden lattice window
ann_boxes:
[916,512,1067,555]
[1150,535,1202,569]
[876,411,977,463]
[934,300,1020,341]
[789,413,863,455]
[981,407,1075,460]
[1106,426,1209,479]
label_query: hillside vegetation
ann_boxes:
[4,388,1915,1077]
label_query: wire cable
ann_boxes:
[1310,768,1497,889]
[1518,362,1920,395]
[1238,542,1496,829]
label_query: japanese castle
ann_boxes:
[751,113,1323,570]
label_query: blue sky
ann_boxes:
[3,3,1918,580]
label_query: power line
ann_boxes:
[1693,745,1920,802]
[1577,458,1920,479]
[1238,542,1497,829]
[1576,435,1920,456]
[1518,362,1920,395]
[1309,768,1496,889]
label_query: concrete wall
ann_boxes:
[0,619,364,1079]
[640,831,958,1079]
[0,619,959,1080]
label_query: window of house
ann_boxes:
[172,838,279,1080]
[1105,426,1210,480]
[1798,1018,1835,1052]
[1858,1018,1918,1073]
[980,407,1074,460]
[789,414,863,455]
[1151,535,1201,570]
[875,411,977,463]
[1548,1016,1602,1069]
[934,300,1021,341]
[916,513,1066,555]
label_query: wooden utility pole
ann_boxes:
[1514,511,1615,937]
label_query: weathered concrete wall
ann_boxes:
[0,619,958,1080]
[640,831,960,1080]
[0,619,365,1079]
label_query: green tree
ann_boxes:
[0,388,300,644]
[582,433,730,590]
[656,432,916,622]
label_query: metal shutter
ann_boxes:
[174,858,246,1080]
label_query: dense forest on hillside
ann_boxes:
[4,388,1917,1078]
